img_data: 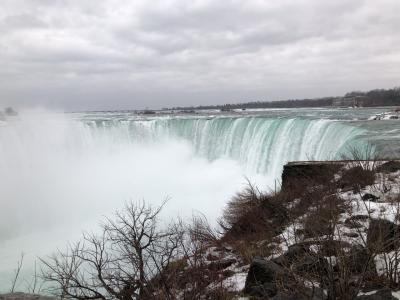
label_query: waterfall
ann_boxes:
[0,114,368,194]
[80,115,367,177]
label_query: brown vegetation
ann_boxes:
[39,157,400,299]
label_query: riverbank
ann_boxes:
[167,159,400,299]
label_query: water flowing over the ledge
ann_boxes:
[82,115,368,177]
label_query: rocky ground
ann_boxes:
[172,160,400,299]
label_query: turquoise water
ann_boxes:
[74,106,399,176]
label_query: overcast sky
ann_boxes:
[0,0,399,110]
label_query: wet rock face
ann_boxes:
[376,161,400,173]
[245,253,330,298]
[244,257,285,297]
[208,257,237,271]
[338,166,376,192]
[367,219,400,253]
[281,162,341,191]
[272,243,310,266]
[362,193,380,202]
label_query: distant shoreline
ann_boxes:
[169,87,400,111]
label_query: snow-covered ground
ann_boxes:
[175,161,400,298]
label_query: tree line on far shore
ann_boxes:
[171,87,400,110]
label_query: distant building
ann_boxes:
[332,96,366,107]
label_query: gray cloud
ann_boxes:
[0,0,399,110]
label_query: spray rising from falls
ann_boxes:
[84,115,368,177]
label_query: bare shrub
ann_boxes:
[342,144,379,171]
[41,200,184,300]
[338,166,376,192]
[174,214,235,299]
[376,161,400,174]
[218,182,262,235]
[10,252,24,293]
[41,199,235,299]
[25,259,44,294]
[221,183,288,239]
